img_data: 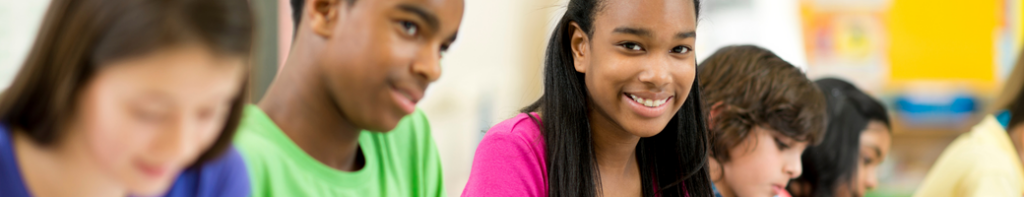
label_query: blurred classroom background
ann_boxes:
[0,0,1021,196]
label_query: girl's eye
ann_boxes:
[773,137,791,150]
[133,109,165,124]
[399,21,418,36]
[440,44,450,58]
[197,108,215,122]
[672,46,692,54]
[620,42,643,51]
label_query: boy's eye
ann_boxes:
[399,21,419,36]
[671,46,692,54]
[773,137,791,150]
[620,42,643,51]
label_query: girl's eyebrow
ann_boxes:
[613,27,652,38]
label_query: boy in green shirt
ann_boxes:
[233,0,463,196]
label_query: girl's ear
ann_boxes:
[568,22,589,73]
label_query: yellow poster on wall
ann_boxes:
[801,0,1014,91]
[886,0,997,82]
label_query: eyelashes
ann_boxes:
[617,42,693,54]
[399,20,419,36]
[773,137,792,150]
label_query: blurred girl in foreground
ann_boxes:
[0,0,253,196]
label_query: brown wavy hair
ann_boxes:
[0,0,253,165]
[697,45,827,163]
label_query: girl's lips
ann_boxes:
[623,93,672,118]
[136,162,172,179]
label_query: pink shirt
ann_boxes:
[462,113,548,197]
[461,113,687,197]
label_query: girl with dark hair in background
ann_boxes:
[461,0,712,196]
[787,78,892,197]
[0,0,253,196]
[698,45,827,197]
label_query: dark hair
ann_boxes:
[521,0,711,196]
[0,0,253,164]
[791,78,891,197]
[698,45,827,165]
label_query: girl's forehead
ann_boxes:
[596,0,696,24]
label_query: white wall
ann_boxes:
[420,0,556,195]
[695,0,807,69]
[0,0,51,89]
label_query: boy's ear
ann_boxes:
[708,101,725,129]
[308,0,343,38]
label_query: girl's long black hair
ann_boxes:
[521,0,712,196]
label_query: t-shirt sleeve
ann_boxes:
[409,110,447,197]
[959,163,1022,197]
[461,123,546,197]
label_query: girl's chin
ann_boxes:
[125,175,178,196]
[624,127,666,138]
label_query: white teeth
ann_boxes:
[628,94,669,107]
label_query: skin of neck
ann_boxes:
[587,106,642,196]
[13,127,128,197]
[258,26,364,172]
[708,157,736,197]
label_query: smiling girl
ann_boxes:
[461,0,712,196]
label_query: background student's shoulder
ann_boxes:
[914,117,1024,197]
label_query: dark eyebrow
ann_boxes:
[613,27,652,38]
[397,4,439,31]
[676,31,696,39]
[614,27,697,40]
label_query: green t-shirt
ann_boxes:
[234,105,446,197]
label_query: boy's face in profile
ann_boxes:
[309,0,463,132]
